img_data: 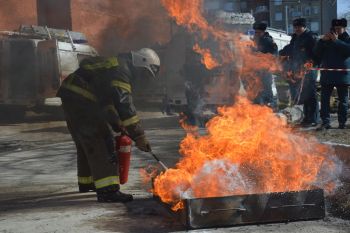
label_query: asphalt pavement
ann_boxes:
[1,113,350,233]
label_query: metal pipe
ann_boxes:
[44,26,52,39]
[285,5,289,34]
[66,30,76,51]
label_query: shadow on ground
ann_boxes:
[0,113,64,125]
[21,126,69,134]
[1,191,185,233]
[95,197,185,233]
[0,190,98,213]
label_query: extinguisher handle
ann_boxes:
[120,127,128,136]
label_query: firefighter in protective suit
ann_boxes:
[57,48,160,203]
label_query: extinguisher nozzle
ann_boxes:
[158,161,168,170]
[149,152,168,170]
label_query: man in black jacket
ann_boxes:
[279,18,319,127]
[252,22,278,107]
[315,18,350,129]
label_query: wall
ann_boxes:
[321,0,337,34]
[70,0,172,55]
[0,0,37,31]
[0,0,173,55]
[37,0,72,30]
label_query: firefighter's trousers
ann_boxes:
[61,98,120,191]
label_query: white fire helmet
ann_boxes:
[131,48,160,79]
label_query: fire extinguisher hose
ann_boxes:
[149,151,168,170]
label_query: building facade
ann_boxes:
[0,0,171,55]
[239,0,270,25]
[269,0,337,34]
[205,0,337,34]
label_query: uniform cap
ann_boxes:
[293,18,307,27]
[332,18,347,28]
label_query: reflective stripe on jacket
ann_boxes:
[60,74,97,102]
[57,56,143,139]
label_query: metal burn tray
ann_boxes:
[155,189,325,229]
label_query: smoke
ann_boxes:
[160,0,282,108]
[182,159,254,199]
[153,97,344,209]
[73,0,172,55]
[0,0,172,54]
[181,150,344,199]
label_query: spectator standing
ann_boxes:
[279,18,319,127]
[252,22,278,108]
[314,18,350,130]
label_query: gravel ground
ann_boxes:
[310,114,350,145]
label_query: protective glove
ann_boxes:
[135,136,152,152]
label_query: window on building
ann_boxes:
[291,11,302,17]
[304,7,311,16]
[274,0,282,6]
[311,22,320,32]
[204,0,221,10]
[313,6,319,14]
[240,1,247,10]
[275,12,283,21]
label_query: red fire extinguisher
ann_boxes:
[115,134,132,184]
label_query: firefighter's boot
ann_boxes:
[79,183,96,193]
[97,186,133,203]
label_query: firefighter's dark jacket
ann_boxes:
[314,31,350,86]
[57,54,144,141]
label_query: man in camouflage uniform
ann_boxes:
[57,48,160,202]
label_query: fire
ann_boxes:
[161,0,281,99]
[233,36,281,99]
[304,61,314,70]
[153,97,339,210]
[193,44,219,70]
[161,0,210,37]
[154,0,341,211]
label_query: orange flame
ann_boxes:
[304,61,314,70]
[234,36,281,99]
[193,44,219,70]
[161,0,211,37]
[282,61,314,84]
[153,97,340,209]
[155,0,341,211]
[161,0,282,98]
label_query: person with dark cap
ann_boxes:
[314,18,350,130]
[279,18,319,127]
[252,22,278,108]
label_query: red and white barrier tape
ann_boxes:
[309,68,350,71]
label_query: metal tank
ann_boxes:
[0,25,98,117]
